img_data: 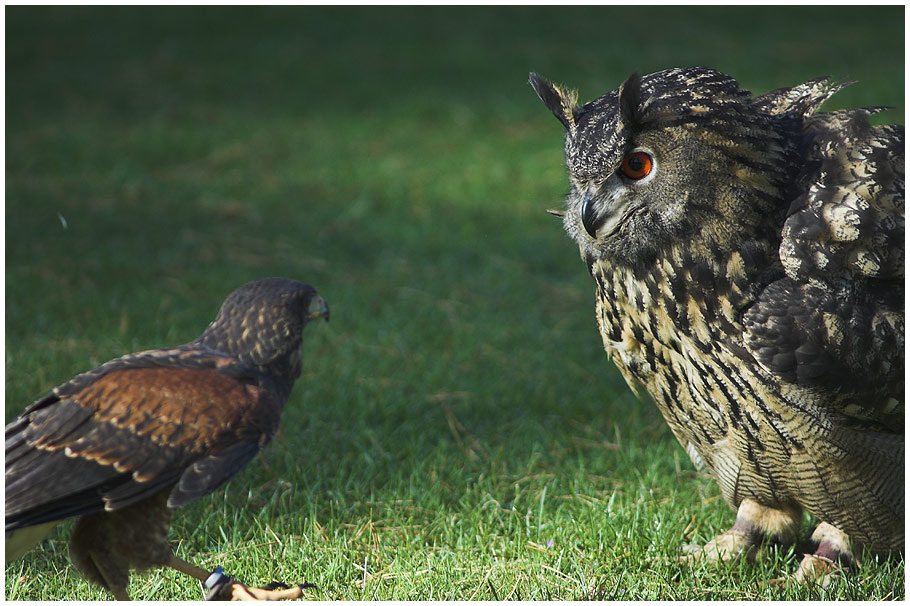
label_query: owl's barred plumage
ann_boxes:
[6,278,329,600]
[531,67,903,579]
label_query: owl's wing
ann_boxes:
[5,348,279,529]
[742,109,904,431]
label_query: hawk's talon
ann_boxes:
[261,581,291,591]
[200,566,312,601]
[227,581,307,601]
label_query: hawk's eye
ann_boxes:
[621,151,653,180]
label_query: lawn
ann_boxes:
[5,6,904,600]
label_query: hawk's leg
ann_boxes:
[681,498,802,563]
[169,553,215,583]
[85,552,131,601]
[69,511,151,601]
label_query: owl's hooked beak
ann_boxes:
[579,186,629,241]
[580,189,599,238]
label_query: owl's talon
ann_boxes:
[760,554,843,588]
[792,553,840,586]
[679,527,757,564]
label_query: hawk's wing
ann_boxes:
[742,109,904,432]
[5,347,283,530]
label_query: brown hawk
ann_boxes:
[530,67,903,582]
[6,277,329,600]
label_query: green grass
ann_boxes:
[5,6,904,601]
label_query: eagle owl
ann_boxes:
[530,67,903,581]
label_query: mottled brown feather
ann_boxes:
[73,367,262,450]
[5,351,276,526]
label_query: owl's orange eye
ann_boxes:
[621,151,653,180]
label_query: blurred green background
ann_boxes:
[5,6,904,600]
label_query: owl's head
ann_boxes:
[530,67,831,269]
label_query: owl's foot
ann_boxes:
[790,553,841,586]
[680,525,758,563]
[766,522,854,587]
[796,522,854,585]
[204,567,315,601]
[680,498,801,565]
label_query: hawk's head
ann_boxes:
[195,278,329,380]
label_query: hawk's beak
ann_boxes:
[307,295,330,322]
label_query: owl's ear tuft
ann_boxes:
[530,72,579,132]
[619,72,643,132]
